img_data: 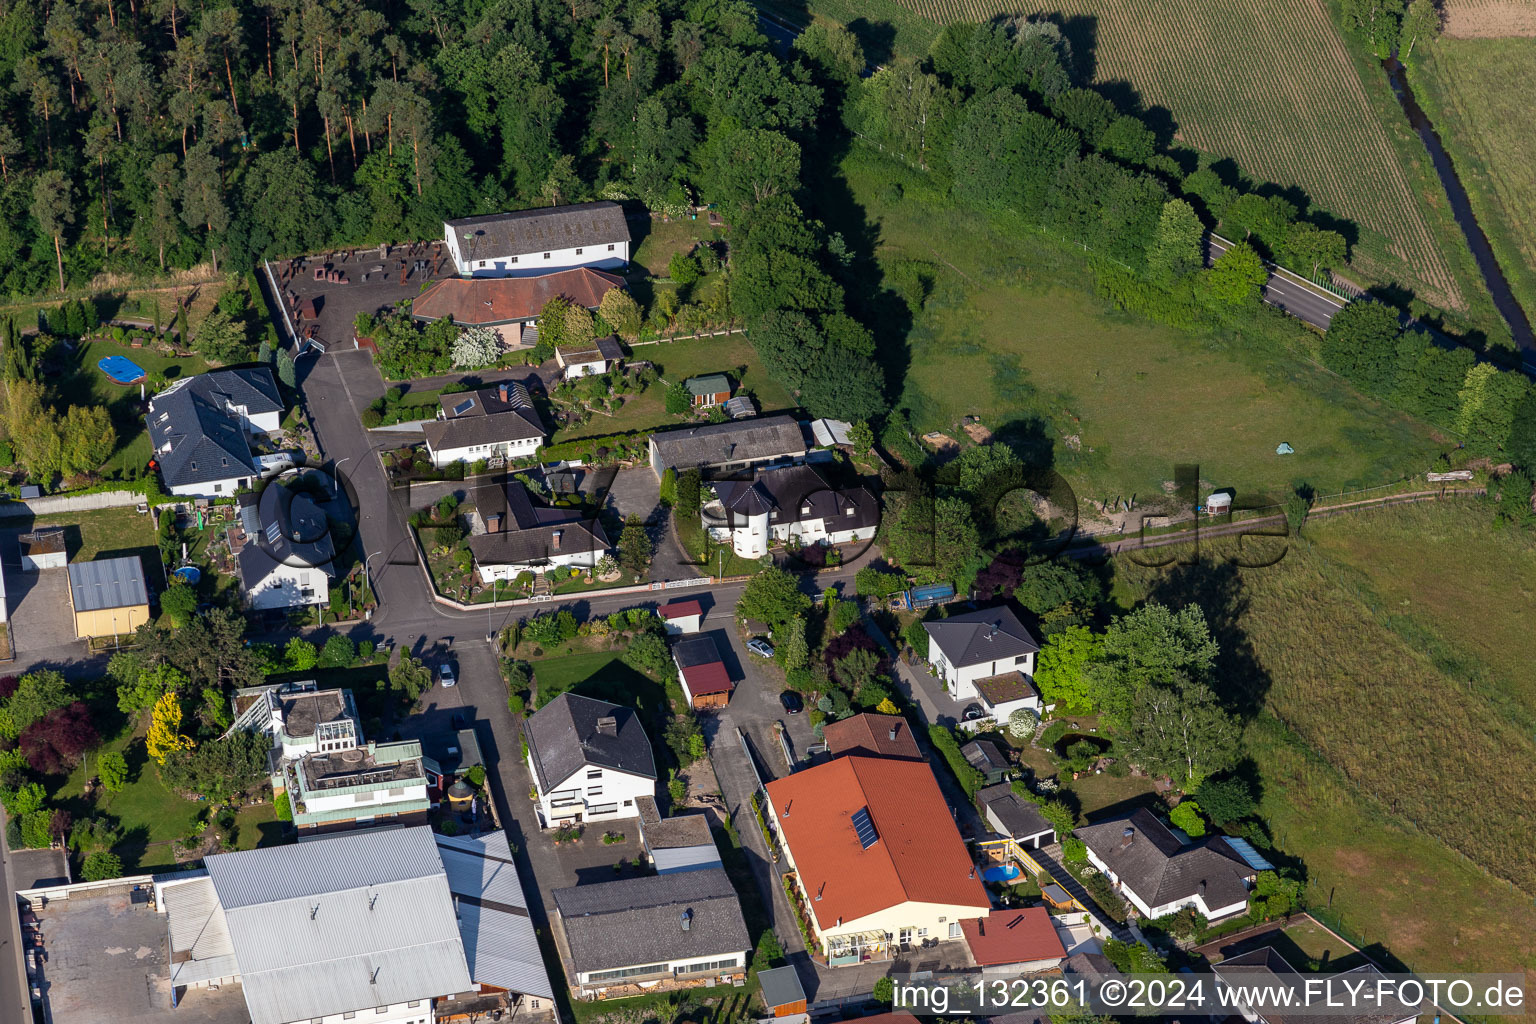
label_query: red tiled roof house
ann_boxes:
[764,756,991,965]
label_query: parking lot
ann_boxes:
[0,532,81,658]
[268,241,448,348]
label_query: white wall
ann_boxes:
[245,564,331,610]
[530,755,654,825]
[931,646,1038,701]
[243,408,282,435]
[575,949,746,990]
[428,433,541,468]
[444,231,629,278]
[561,358,609,380]
[278,998,434,1024]
[717,516,875,558]
[169,475,249,498]
[303,781,429,817]
[475,544,603,583]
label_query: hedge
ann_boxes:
[928,723,984,799]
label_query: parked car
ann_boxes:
[439,662,458,687]
[746,638,775,659]
[963,703,984,721]
[780,691,803,714]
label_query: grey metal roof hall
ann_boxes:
[552,867,750,975]
[648,414,808,474]
[67,556,148,612]
[202,827,472,1024]
[435,831,555,1000]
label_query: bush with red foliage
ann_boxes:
[0,676,18,701]
[19,702,99,775]
[974,549,1026,598]
[822,624,889,676]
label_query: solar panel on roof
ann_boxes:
[265,520,282,543]
[453,398,476,416]
[851,806,879,849]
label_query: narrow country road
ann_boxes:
[1207,233,1348,329]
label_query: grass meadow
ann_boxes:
[789,0,1503,333]
[1111,499,1536,976]
[840,147,1444,508]
[1411,33,1536,322]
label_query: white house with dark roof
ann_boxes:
[523,693,657,827]
[147,368,283,497]
[1076,807,1257,921]
[550,867,750,997]
[422,381,547,467]
[444,202,631,278]
[236,481,338,610]
[924,605,1042,722]
[555,334,625,379]
[468,476,609,581]
[701,463,878,558]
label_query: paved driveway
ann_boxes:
[0,534,81,659]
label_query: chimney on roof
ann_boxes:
[552,529,563,551]
[486,512,503,534]
[1122,827,1135,848]
[499,383,509,403]
[681,909,692,932]
[596,715,618,736]
[815,882,823,902]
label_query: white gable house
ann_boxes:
[147,368,284,498]
[701,464,878,559]
[523,694,657,827]
[444,202,631,278]
[924,605,1043,724]
[422,382,547,468]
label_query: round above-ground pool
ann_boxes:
[982,863,1021,883]
[173,566,201,585]
[98,355,147,385]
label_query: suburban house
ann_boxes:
[411,267,625,347]
[274,739,432,835]
[636,795,722,875]
[961,907,1067,973]
[524,694,657,826]
[422,381,548,468]
[147,368,283,497]
[18,527,66,571]
[671,635,733,709]
[1213,947,1421,1024]
[555,334,625,379]
[159,826,546,1024]
[67,556,150,638]
[765,755,991,964]
[657,599,703,635]
[701,464,878,559]
[468,476,609,581]
[821,713,922,761]
[551,867,750,998]
[977,783,1056,849]
[228,680,361,761]
[443,202,631,277]
[648,414,808,478]
[924,606,1042,723]
[962,739,1012,785]
[683,373,732,408]
[236,482,337,611]
[1076,808,1258,921]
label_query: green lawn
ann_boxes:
[554,333,797,444]
[630,217,728,277]
[1110,500,1536,980]
[839,146,1444,510]
[529,651,662,708]
[56,722,205,873]
[29,505,168,591]
[50,337,212,479]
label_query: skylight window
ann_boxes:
[452,399,476,416]
[852,806,879,849]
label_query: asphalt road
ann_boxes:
[1207,233,1348,329]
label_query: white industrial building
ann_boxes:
[443,202,630,278]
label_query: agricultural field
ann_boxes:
[807,0,1492,319]
[1439,0,1536,37]
[840,148,1444,509]
[1111,500,1536,975]
[1411,32,1536,322]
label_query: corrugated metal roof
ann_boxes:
[652,844,723,875]
[435,832,554,999]
[66,556,148,612]
[164,876,234,961]
[204,826,446,909]
[204,827,473,1024]
[1221,836,1276,871]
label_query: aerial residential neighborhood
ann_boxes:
[0,0,1532,1023]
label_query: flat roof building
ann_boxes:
[67,556,150,638]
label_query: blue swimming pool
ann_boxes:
[982,864,1021,882]
[98,355,147,385]
[173,566,201,585]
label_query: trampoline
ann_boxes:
[98,355,147,385]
